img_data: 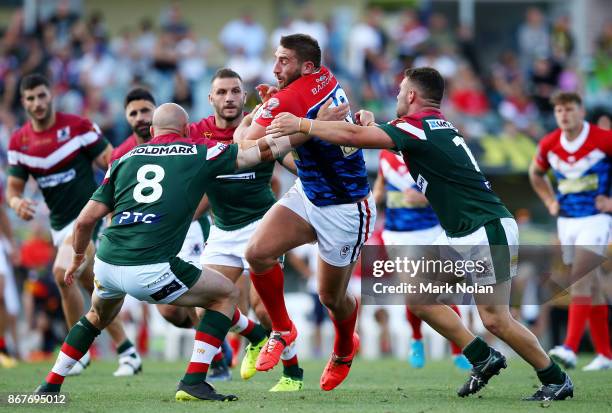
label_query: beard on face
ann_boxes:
[133,122,152,141]
[277,68,301,89]
[216,103,244,123]
[28,103,53,125]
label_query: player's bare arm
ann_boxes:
[65,199,110,286]
[236,133,310,169]
[93,144,114,170]
[595,195,612,213]
[528,160,559,216]
[6,175,37,221]
[267,112,395,149]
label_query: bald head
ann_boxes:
[150,103,189,137]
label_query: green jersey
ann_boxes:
[206,162,275,230]
[379,110,512,237]
[91,135,238,265]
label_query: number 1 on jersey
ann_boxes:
[453,136,481,173]
[133,164,165,203]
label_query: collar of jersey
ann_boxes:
[560,121,589,154]
[148,133,191,145]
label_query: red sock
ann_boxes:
[330,298,359,357]
[0,336,6,353]
[250,263,292,331]
[406,308,423,340]
[213,349,224,363]
[589,305,612,358]
[282,355,298,368]
[137,321,148,355]
[449,305,462,355]
[564,296,592,352]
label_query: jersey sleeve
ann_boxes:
[595,128,612,156]
[7,131,29,181]
[90,161,117,209]
[201,142,239,179]
[254,91,302,128]
[378,122,423,152]
[80,119,110,160]
[534,134,553,171]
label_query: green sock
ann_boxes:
[283,365,303,380]
[245,323,268,344]
[536,361,565,385]
[462,337,491,365]
[182,310,232,385]
[116,339,137,358]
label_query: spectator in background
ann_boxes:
[289,3,328,52]
[456,24,480,75]
[449,65,490,117]
[132,18,157,76]
[498,83,539,132]
[219,11,266,59]
[428,13,454,52]
[530,56,562,122]
[269,15,295,52]
[394,8,429,59]
[518,7,550,69]
[551,15,574,62]
[46,0,79,47]
[347,7,387,81]
[79,39,116,89]
[413,42,458,79]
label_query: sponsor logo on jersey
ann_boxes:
[57,126,71,142]
[558,174,599,194]
[258,98,279,119]
[416,174,428,194]
[340,245,351,257]
[147,272,171,289]
[114,211,162,225]
[206,143,229,160]
[126,144,197,158]
[425,119,458,131]
[216,172,256,180]
[340,145,359,157]
[36,168,76,188]
[311,74,333,95]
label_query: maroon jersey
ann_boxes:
[8,112,109,230]
[110,133,139,164]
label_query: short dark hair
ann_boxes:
[280,34,321,68]
[404,67,445,105]
[550,91,582,107]
[211,68,242,83]
[19,74,50,94]
[124,87,156,108]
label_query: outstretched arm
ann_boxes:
[266,112,395,149]
[235,133,311,170]
[65,200,110,286]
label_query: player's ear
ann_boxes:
[301,61,315,75]
[149,126,155,138]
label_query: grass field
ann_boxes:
[1,357,611,412]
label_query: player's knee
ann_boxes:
[406,304,427,319]
[245,245,273,273]
[318,290,341,311]
[86,308,111,330]
[481,311,511,337]
[158,305,189,327]
[53,267,70,289]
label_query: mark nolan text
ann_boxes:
[373,282,493,294]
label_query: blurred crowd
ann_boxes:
[1,1,611,153]
[0,1,611,360]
